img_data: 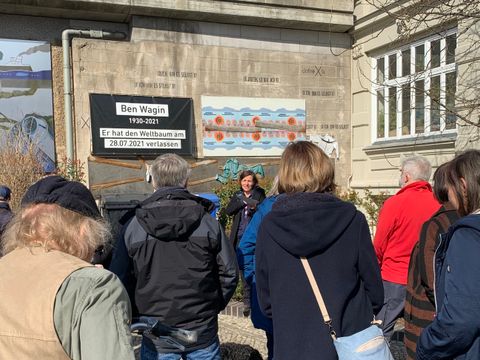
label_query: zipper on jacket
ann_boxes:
[433,234,442,314]
[433,233,446,314]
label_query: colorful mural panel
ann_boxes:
[202,96,306,156]
[0,38,55,172]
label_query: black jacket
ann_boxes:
[0,202,13,238]
[256,192,384,360]
[109,187,238,353]
[225,186,265,248]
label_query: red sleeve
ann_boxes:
[373,199,395,267]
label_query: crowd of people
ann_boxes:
[0,142,480,360]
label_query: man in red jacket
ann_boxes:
[374,156,440,340]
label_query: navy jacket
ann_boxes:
[237,195,277,333]
[0,202,13,238]
[256,193,383,360]
[417,213,480,360]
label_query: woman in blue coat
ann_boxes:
[417,150,480,360]
[237,179,278,360]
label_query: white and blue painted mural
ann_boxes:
[202,96,306,156]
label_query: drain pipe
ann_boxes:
[62,29,126,160]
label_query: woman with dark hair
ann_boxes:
[226,170,265,315]
[417,150,480,360]
[255,141,383,360]
[404,162,460,359]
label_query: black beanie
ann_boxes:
[21,176,101,219]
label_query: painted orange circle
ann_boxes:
[214,115,224,126]
[252,116,261,125]
[214,131,224,142]
[287,116,297,126]
[252,132,261,142]
[287,132,296,141]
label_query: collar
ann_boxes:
[396,180,432,195]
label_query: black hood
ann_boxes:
[263,192,358,257]
[136,187,213,240]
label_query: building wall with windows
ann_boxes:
[350,2,467,192]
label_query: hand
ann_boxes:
[242,196,259,208]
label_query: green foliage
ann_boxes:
[214,180,240,232]
[336,188,390,233]
[56,157,86,183]
[232,281,244,302]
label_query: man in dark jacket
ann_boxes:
[0,185,13,241]
[109,154,238,359]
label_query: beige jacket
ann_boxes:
[0,247,134,360]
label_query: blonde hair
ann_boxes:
[267,176,279,197]
[278,141,336,194]
[1,203,110,261]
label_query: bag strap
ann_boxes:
[300,257,337,340]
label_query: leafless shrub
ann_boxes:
[0,133,44,210]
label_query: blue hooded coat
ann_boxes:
[417,213,480,360]
[237,195,277,333]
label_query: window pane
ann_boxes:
[431,39,440,68]
[389,54,397,79]
[389,87,397,137]
[402,85,411,135]
[377,89,385,138]
[446,34,456,64]
[402,49,411,76]
[446,71,457,129]
[415,80,424,134]
[377,57,385,83]
[430,76,441,132]
[415,45,424,72]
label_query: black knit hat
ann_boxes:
[21,176,101,219]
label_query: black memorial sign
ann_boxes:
[90,94,194,157]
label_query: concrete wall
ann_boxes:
[0,0,353,31]
[71,16,352,195]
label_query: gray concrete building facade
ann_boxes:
[0,0,354,196]
[3,1,474,198]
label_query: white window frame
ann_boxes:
[371,29,457,142]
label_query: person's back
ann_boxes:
[374,156,440,339]
[375,181,440,284]
[404,162,460,359]
[417,150,480,359]
[110,154,238,358]
[0,176,134,360]
[255,142,383,360]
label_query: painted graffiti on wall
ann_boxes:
[0,38,55,172]
[202,96,306,156]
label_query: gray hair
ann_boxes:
[150,153,191,189]
[401,156,432,181]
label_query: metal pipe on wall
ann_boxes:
[62,29,126,160]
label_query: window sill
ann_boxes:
[364,132,456,155]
